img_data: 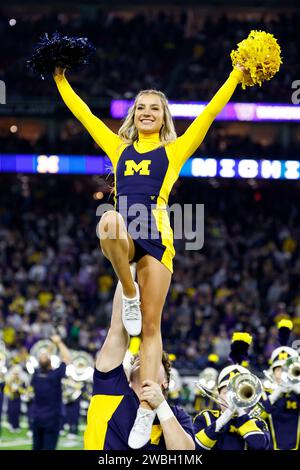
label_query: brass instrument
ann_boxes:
[66,350,94,382]
[62,376,84,404]
[281,357,300,385]
[196,372,262,415]
[168,367,182,398]
[197,367,218,392]
[26,339,60,374]
[5,365,30,399]
[227,373,262,409]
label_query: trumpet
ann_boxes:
[281,357,300,385]
[196,372,263,415]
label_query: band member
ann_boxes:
[84,282,195,450]
[194,332,270,450]
[4,365,25,432]
[63,377,84,437]
[261,319,300,450]
[31,335,71,450]
[194,354,219,414]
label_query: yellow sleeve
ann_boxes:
[170,68,243,171]
[54,73,122,167]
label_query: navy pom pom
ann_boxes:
[27,32,96,79]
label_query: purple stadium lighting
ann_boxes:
[110,100,300,122]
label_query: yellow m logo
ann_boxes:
[124,160,151,176]
[278,352,289,360]
[286,400,297,410]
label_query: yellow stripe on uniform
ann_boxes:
[152,154,177,273]
[238,420,261,437]
[150,425,163,445]
[195,429,217,449]
[84,395,124,450]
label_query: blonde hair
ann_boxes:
[118,89,177,146]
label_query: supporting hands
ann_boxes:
[140,380,165,410]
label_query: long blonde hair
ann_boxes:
[118,89,177,146]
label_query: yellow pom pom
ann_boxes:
[231,30,282,89]
[278,319,293,330]
[232,332,252,345]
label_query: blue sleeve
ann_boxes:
[235,415,270,450]
[261,397,273,414]
[193,413,222,450]
[57,362,66,378]
[93,364,131,396]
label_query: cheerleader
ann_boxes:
[194,333,270,450]
[28,30,281,448]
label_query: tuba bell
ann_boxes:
[66,350,94,382]
[197,367,218,392]
[26,339,60,374]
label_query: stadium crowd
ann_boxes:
[1,7,299,103]
[1,124,298,159]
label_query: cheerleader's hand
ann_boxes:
[234,63,251,83]
[54,66,66,78]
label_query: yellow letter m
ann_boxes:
[124,160,151,176]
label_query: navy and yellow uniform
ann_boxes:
[84,364,194,450]
[54,69,243,272]
[261,390,300,450]
[4,377,26,431]
[193,409,270,450]
[31,362,66,450]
